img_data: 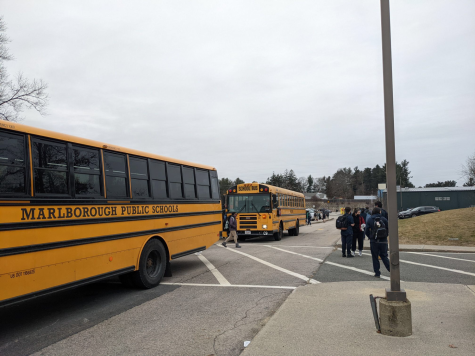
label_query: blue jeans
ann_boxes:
[341,234,353,255]
[370,242,390,276]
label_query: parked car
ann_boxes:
[398,206,440,219]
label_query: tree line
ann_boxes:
[218,160,415,199]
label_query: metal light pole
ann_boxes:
[380,0,406,302]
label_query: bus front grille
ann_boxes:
[238,214,257,229]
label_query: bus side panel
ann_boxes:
[0,237,144,302]
[165,224,221,258]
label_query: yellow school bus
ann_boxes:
[0,120,222,307]
[225,183,306,241]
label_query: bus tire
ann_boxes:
[132,239,167,289]
[119,272,135,288]
[295,221,300,236]
[274,224,283,241]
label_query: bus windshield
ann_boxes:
[228,194,271,213]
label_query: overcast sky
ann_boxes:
[2,0,474,187]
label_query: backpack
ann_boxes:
[371,217,388,240]
[336,215,348,230]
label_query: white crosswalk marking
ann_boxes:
[406,252,475,263]
[360,252,475,276]
[161,282,296,290]
[196,253,231,285]
[217,244,320,284]
[270,246,391,280]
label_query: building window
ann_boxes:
[196,169,210,200]
[104,152,128,198]
[150,160,167,199]
[73,146,102,197]
[168,164,182,199]
[33,138,68,195]
[0,131,27,194]
[130,157,150,198]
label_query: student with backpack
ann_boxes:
[336,207,355,257]
[364,207,390,277]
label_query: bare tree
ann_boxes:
[462,151,475,186]
[0,17,48,122]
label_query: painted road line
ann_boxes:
[264,246,324,261]
[405,252,475,263]
[216,244,320,284]
[360,252,475,277]
[273,246,333,249]
[196,253,231,285]
[273,246,391,281]
[161,282,296,290]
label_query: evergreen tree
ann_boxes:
[234,177,245,185]
[306,175,314,193]
[425,180,457,188]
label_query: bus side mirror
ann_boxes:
[272,195,278,208]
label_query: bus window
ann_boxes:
[104,152,128,198]
[210,171,219,200]
[0,131,26,194]
[130,157,150,198]
[33,138,68,195]
[196,169,210,199]
[73,146,101,197]
[183,166,196,199]
[168,164,183,199]
[150,160,168,199]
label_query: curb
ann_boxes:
[335,244,475,253]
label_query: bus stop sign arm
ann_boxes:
[380,0,406,302]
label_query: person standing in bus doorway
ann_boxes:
[222,212,241,248]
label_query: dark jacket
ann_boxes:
[229,215,237,231]
[380,208,388,220]
[365,214,389,243]
[352,214,364,234]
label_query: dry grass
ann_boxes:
[398,207,475,246]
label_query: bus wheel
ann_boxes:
[132,239,167,289]
[274,224,283,241]
[295,221,300,236]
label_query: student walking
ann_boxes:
[365,207,390,277]
[306,210,311,226]
[351,209,365,256]
[222,212,241,248]
[336,207,355,257]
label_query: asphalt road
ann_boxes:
[1,214,473,356]
[0,218,337,356]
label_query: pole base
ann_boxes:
[386,288,406,302]
[379,298,412,337]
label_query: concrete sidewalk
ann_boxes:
[241,282,475,356]
[336,243,475,253]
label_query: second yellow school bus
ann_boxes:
[225,183,306,240]
[0,120,222,307]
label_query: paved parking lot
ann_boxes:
[1,218,474,356]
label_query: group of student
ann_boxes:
[306,209,329,225]
[337,201,390,278]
